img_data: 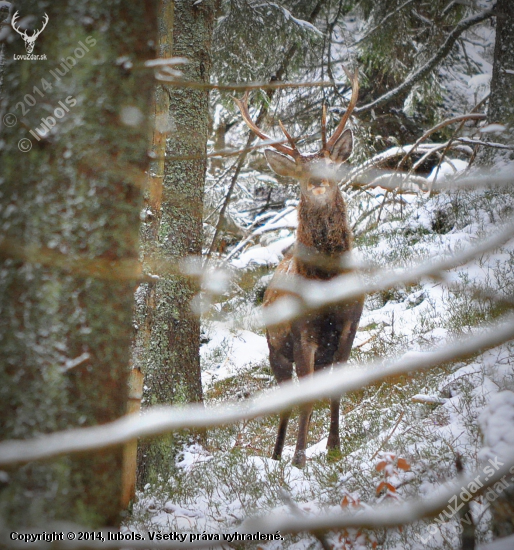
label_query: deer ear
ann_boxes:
[264,149,298,178]
[329,129,353,163]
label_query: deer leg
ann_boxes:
[327,398,341,459]
[327,301,364,457]
[269,344,293,461]
[292,402,314,468]
[273,409,291,460]
[292,335,316,468]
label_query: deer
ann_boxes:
[11,11,49,54]
[234,68,364,468]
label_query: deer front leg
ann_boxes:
[292,402,314,468]
[269,344,293,461]
[327,398,341,460]
[327,301,364,458]
[292,333,316,468]
[273,410,291,460]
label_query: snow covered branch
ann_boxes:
[239,451,514,535]
[1,312,513,467]
[259,219,514,328]
[396,113,486,170]
[8,450,514,549]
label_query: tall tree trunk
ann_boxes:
[0,0,156,529]
[136,0,217,487]
[476,0,514,542]
[476,0,514,166]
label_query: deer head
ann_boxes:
[11,11,49,54]
[234,67,359,207]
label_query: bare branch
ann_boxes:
[396,113,486,170]
[356,8,495,113]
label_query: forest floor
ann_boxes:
[129,173,514,549]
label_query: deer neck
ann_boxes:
[295,190,352,278]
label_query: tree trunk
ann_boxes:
[136,0,217,487]
[476,0,514,166]
[476,0,514,541]
[0,0,156,529]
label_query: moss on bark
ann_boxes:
[0,0,156,529]
[136,0,218,488]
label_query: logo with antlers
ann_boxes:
[11,11,49,54]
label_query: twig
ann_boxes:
[370,411,405,462]
[396,113,486,171]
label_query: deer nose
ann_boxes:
[308,180,329,195]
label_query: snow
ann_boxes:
[201,322,269,386]
[479,391,514,463]
[480,534,514,550]
[231,235,294,269]
[426,159,468,182]
[136,178,514,546]
[480,124,507,134]
[128,6,514,547]
[133,180,514,546]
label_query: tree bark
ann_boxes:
[136,0,218,487]
[0,0,156,529]
[476,0,514,541]
[476,0,514,166]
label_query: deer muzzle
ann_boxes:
[308,181,329,196]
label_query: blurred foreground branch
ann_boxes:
[0,311,513,467]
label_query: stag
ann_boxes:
[234,69,364,468]
[11,11,49,54]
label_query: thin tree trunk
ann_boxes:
[0,0,156,528]
[136,0,218,487]
[476,0,514,166]
[476,0,514,541]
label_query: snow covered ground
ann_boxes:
[130,177,514,548]
[128,4,514,545]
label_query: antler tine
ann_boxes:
[321,103,327,150]
[32,13,49,38]
[233,91,298,158]
[11,11,26,37]
[278,120,300,157]
[324,66,359,152]
[39,13,49,32]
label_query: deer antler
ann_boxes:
[233,91,300,159]
[11,11,26,38]
[33,13,49,39]
[323,66,359,153]
[11,11,49,40]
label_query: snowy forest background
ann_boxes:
[1,0,514,549]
